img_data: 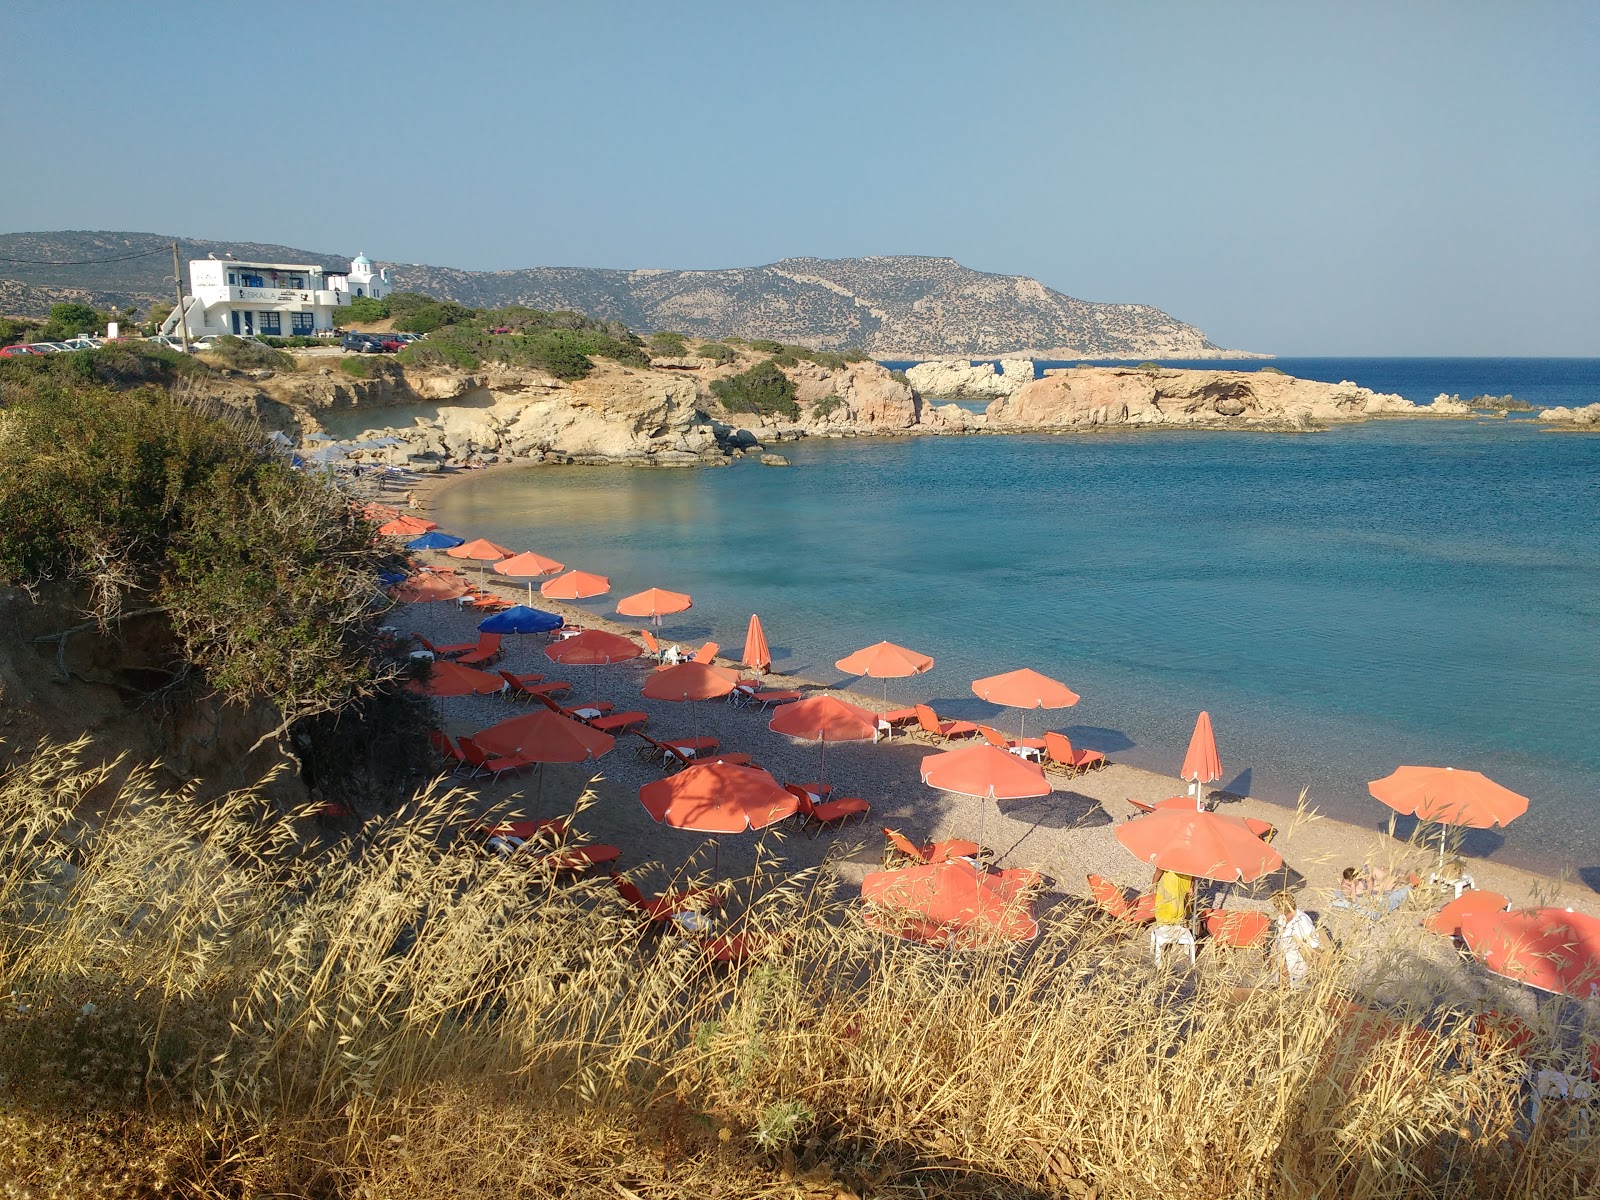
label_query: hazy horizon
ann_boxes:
[1,1,1595,356]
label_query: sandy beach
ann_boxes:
[383,462,1599,1008]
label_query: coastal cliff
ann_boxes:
[233,353,1490,466]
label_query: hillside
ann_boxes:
[0,230,1251,357]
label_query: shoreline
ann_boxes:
[399,466,1599,922]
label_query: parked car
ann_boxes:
[0,344,44,357]
[145,335,192,353]
[190,337,228,353]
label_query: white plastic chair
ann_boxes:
[1151,924,1197,966]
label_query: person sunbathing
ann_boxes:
[1334,864,1411,915]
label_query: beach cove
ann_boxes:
[425,410,1600,881]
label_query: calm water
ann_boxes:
[433,359,1600,874]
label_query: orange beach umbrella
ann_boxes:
[447,538,513,561]
[836,640,935,710]
[1115,808,1283,883]
[861,859,1039,945]
[742,614,772,674]
[971,667,1080,741]
[472,708,614,820]
[1459,906,1600,999]
[1368,765,1528,864]
[494,550,566,603]
[643,660,738,738]
[1181,711,1223,809]
[405,659,506,697]
[921,742,1050,850]
[639,760,798,834]
[391,571,469,603]
[617,587,693,627]
[541,570,610,601]
[545,629,642,667]
[769,694,880,784]
[378,515,436,537]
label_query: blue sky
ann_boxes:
[2,1,1595,354]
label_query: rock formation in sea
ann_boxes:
[984,366,1457,430]
[1538,403,1600,427]
[904,358,1036,399]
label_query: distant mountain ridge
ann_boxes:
[0,231,1252,357]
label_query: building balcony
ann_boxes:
[229,285,337,306]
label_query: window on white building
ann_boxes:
[290,312,315,335]
[259,312,282,336]
[228,273,237,285]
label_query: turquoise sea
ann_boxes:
[432,359,1600,876]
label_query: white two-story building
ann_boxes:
[163,252,390,339]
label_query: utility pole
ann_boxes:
[171,242,190,354]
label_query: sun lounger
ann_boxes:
[785,783,869,835]
[914,704,980,740]
[877,707,919,738]
[1042,732,1106,776]
[454,633,505,666]
[611,875,722,923]
[703,932,758,963]
[639,630,665,661]
[753,690,803,709]
[635,731,722,770]
[1202,908,1271,949]
[456,735,534,781]
[477,817,569,842]
[976,724,1045,759]
[530,691,641,732]
[690,642,719,664]
[538,844,622,874]
[1243,817,1276,843]
[1087,873,1157,925]
[428,728,471,773]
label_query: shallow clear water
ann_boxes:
[433,361,1600,874]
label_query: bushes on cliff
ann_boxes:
[696,340,737,365]
[201,334,296,372]
[334,295,391,325]
[0,374,398,734]
[710,358,799,420]
[648,330,688,357]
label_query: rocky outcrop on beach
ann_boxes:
[986,366,1445,430]
[1538,403,1600,427]
[905,358,1036,399]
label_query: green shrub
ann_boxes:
[888,369,911,385]
[649,331,689,357]
[397,340,480,370]
[1256,365,1286,375]
[710,359,799,420]
[203,335,295,372]
[398,300,476,335]
[696,341,737,365]
[810,393,843,418]
[334,296,391,326]
[0,315,43,345]
[1136,361,1163,372]
[338,356,373,378]
[748,339,783,353]
[0,377,393,726]
[38,302,108,341]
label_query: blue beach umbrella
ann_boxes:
[478,606,565,635]
[407,531,466,551]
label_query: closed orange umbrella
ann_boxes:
[836,641,935,710]
[921,742,1050,851]
[616,587,693,628]
[494,551,566,603]
[742,614,772,674]
[971,667,1080,741]
[1459,906,1600,999]
[1115,808,1284,883]
[639,761,798,833]
[541,570,610,600]
[391,571,469,603]
[405,659,506,697]
[769,694,880,784]
[861,859,1039,945]
[1181,711,1223,809]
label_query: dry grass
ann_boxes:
[1,738,1596,1198]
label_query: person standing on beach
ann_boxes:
[1273,890,1320,989]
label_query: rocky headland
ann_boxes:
[223,352,1495,467]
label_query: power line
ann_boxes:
[0,246,173,266]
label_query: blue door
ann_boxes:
[231,311,240,334]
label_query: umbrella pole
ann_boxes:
[534,763,544,823]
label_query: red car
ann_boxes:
[0,344,43,357]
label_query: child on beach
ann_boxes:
[1273,890,1320,989]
